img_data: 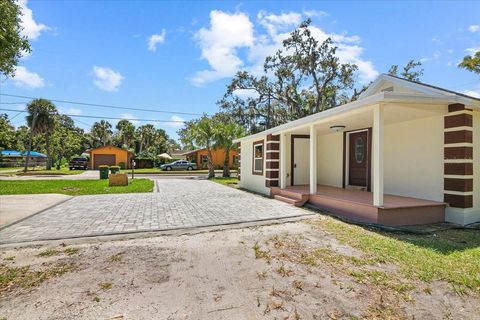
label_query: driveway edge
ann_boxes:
[0,196,74,231]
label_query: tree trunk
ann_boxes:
[45,134,51,170]
[24,109,38,172]
[207,147,215,179]
[222,147,230,178]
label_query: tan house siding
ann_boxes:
[239,137,270,195]
[316,132,343,188]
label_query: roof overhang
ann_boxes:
[233,91,480,143]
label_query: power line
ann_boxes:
[0,93,207,116]
[0,108,187,124]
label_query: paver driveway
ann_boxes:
[0,179,313,244]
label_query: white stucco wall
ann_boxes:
[317,132,343,187]
[239,137,270,195]
[383,115,444,201]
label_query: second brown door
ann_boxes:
[348,130,369,187]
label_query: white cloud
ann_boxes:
[147,29,166,51]
[191,10,378,86]
[465,47,480,55]
[257,11,302,36]
[191,10,255,86]
[120,113,138,125]
[17,0,49,40]
[463,90,480,98]
[420,52,441,63]
[468,25,480,33]
[233,89,260,99]
[166,115,185,128]
[92,66,124,91]
[302,9,328,18]
[12,66,45,88]
[60,107,82,116]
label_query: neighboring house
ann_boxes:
[171,150,189,160]
[85,145,134,169]
[0,150,47,167]
[234,74,480,226]
[182,148,239,169]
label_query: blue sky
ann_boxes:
[1,0,480,140]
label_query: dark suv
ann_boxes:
[69,157,88,170]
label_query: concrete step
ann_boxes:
[274,195,306,207]
[279,189,308,201]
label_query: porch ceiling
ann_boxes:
[288,102,446,135]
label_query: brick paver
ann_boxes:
[0,179,312,243]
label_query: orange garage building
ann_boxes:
[183,148,239,169]
[86,145,134,169]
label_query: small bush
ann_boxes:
[118,162,126,169]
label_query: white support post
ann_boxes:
[280,132,287,189]
[373,104,384,207]
[309,125,317,194]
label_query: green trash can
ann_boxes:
[110,166,120,174]
[99,165,109,179]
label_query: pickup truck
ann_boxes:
[69,157,88,170]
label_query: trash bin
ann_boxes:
[99,165,109,179]
[110,166,120,174]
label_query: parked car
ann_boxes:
[69,157,88,170]
[160,160,197,171]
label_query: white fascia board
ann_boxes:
[235,93,385,143]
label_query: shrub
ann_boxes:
[118,162,126,169]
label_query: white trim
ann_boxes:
[444,143,473,147]
[444,126,473,132]
[446,110,473,116]
[265,150,280,153]
[265,168,279,172]
[265,177,279,181]
[444,159,473,163]
[444,175,474,179]
[234,74,480,144]
[266,141,280,144]
[266,159,280,162]
[372,105,384,206]
[444,190,473,196]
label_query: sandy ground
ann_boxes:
[0,218,478,320]
[0,194,72,227]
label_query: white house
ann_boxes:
[234,74,480,226]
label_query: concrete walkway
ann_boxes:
[0,194,72,228]
[0,179,313,244]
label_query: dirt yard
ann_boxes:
[1,217,479,320]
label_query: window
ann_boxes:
[252,140,264,174]
[355,137,365,164]
[201,155,208,163]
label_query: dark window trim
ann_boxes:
[252,139,264,175]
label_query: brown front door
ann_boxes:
[348,130,369,187]
[93,154,116,169]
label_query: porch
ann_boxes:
[271,185,446,226]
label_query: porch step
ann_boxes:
[274,195,307,207]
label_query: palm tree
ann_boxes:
[90,120,113,147]
[214,120,245,177]
[191,116,217,178]
[135,124,156,153]
[115,119,135,148]
[25,99,58,171]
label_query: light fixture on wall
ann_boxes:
[329,125,346,132]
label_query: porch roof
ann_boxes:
[234,74,480,143]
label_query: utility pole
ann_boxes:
[24,106,38,172]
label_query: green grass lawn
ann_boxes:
[209,177,239,186]
[0,179,154,196]
[0,167,23,171]
[310,218,480,296]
